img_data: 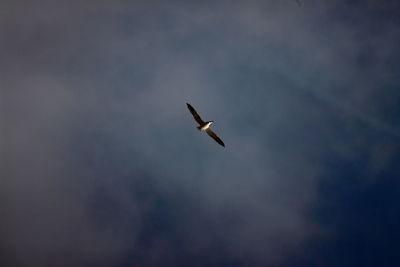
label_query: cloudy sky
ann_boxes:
[2,0,400,266]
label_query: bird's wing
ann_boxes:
[206,129,225,147]
[186,103,205,125]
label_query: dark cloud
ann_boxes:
[2,0,400,266]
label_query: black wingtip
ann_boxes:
[186,103,195,111]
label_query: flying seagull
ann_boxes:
[186,103,225,147]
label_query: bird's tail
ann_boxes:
[196,126,202,131]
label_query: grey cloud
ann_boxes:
[2,0,400,266]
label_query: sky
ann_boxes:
[1,0,400,266]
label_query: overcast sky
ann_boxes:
[2,1,400,266]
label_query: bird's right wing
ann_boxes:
[186,103,205,125]
[206,129,225,147]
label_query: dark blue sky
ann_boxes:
[2,0,400,266]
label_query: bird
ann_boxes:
[186,103,225,147]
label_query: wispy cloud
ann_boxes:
[2,1,400,266]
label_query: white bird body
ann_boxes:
[198,121,213,131]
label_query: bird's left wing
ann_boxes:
[205,129,225,147]
[186,103,205,125]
